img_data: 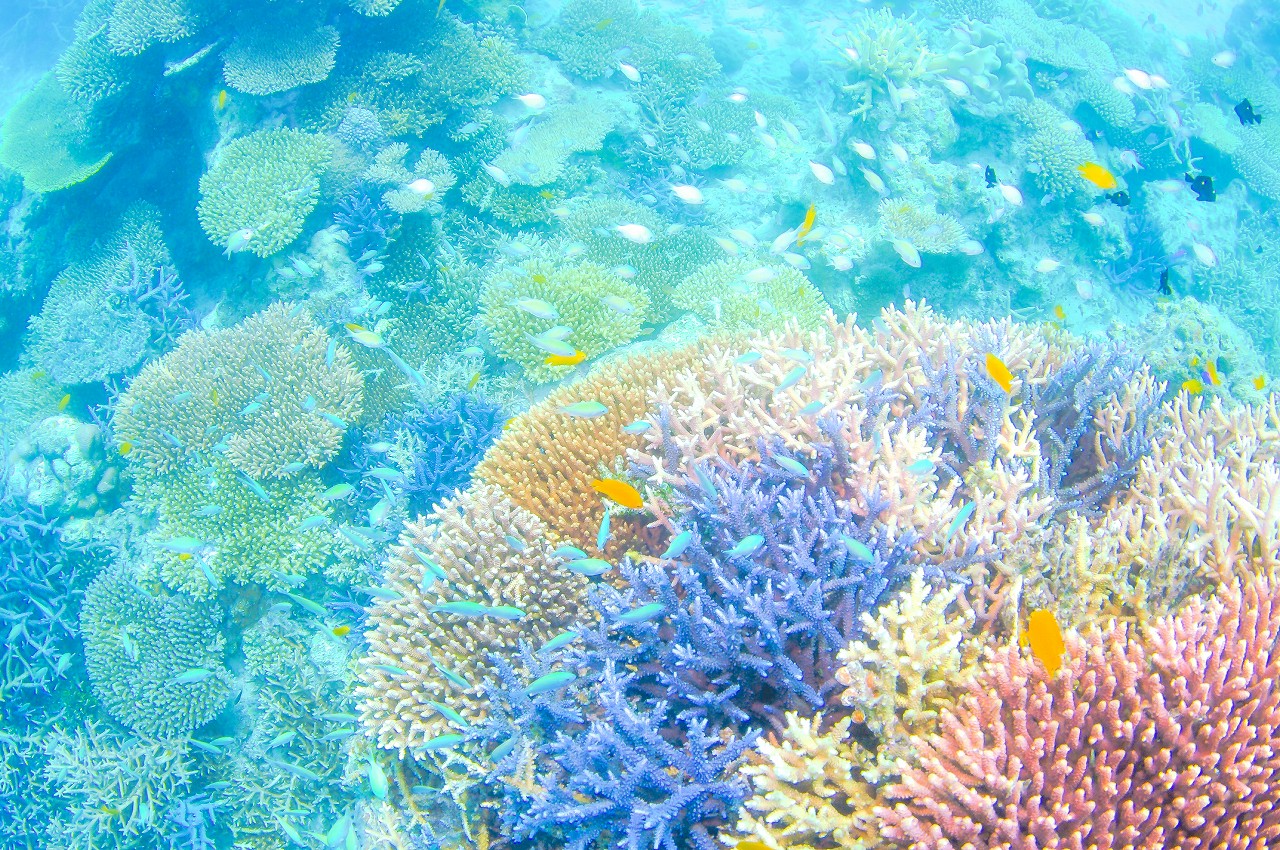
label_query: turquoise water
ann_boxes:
[3,0,1280,847]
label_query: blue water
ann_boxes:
[2,0,1279,846]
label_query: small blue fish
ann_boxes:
[564,557,612,576]
[622,420,653,434]
[408,545,448,580]
[559,401,609,418]
[365,467,404,481]
[267,730,297,749]
[775,456,808,477]
[320,728,356,742]
[525,670,576,695]
[427,700,471,728]
[239,473,270,501]
[323,483,355,501]
[487,605,527,620]
[539,630,579,654]
[239,402,262,417]
[171,391,193,403]
[727,534,764,558]
[661,530,693,560]
[433,600,494,618]
[841,534,875,562]
[284,592,326,616]
[301,395,317,412]
[552,544,588,560]
[616,602,665,624]
[797,400,824,417]
[505,534,527,552]
[160,430,184,449]
[319,711,359,723]
[296,515,328,532]
[597,506,612,552]
[266,759,321,783]
[356,585,403,601]
[326,338,338,367]
[419,733,465,752]
[432,659,472,691]
[775,365,807,392]
[278,461,306,474]
[692,464,718,499]
[735,351,762,365]
[194,504,223,517]
[368,757,389,799]
[255,364,272,383]
[171,668,215,685]
[319,412,347,429]
[188,738,222,754]
[489,735,518,762]
[947,501,975,540]
[372,664,409,677]
[859,370,884,389]
[780,348,813,362]
[906,458,935,475]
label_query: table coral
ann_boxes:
[0,73,112,193]
[81,564,232,737]
[223,24,341,96]
[672,258,829,334]
[878,572,1280,848]
[492,98,617,188]
[196,128,333,257]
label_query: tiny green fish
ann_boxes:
[617,602,665,624]
[504,534,527,552]
[432,600,493,618]
[239,473,270,501]
[320,728,356,742]
[171,668,214,685]
[408,544,447,580]
[906,458,935,475]
[947,501,975,540]
[779,347,813,362]
[539,630,579,654]
[859,369,884,389]
[734,351,762,365]
[188,738,222,754]
[661,530,693,560]
[278,817,306,845]
[692,465,718,499]
[356,585,403,601]
[552,544,589,560]
[622,420,652,434]
[206,781,232,791]
[364,466,404,481]
[558,401,609,418]
[419,733,465,751]
[267,730,297,749]
[320,712,358,723]
[727,534,764,558]
[285,591,327,617]
[368,757,388,799]
[159,536,204,554]
[427,700,470,728]
[564,557,612,577]
[775,365,807,392]
[431,658,471,691]
[324,812,351,846]
[597,506,612,551]
[797,400,824,417]
[296,515,328,532]
[489,734,518,762]
[841,534,875,563]
[525,670,577,695]
[487,605,527,620]
[322,483,355,501]
[278,461,307,474]
[239,402,262,416]
[372,664,409,677]
[774,456,808,477]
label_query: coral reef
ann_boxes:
[223,24,341,96]
[839,10,930,119]
[672,258,829,333]
[0,73,112,193]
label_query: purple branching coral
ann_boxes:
[113,248,197,355]
[334,185,398,263]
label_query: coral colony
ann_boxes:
[2,0,1280,847]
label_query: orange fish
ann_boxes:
[984,353,1014,394]
[545,349,586,367]
[795,204,817,245]
[591,478,644,510]
[1077,162,1117,190]
[1027,609,1065,676]
[332,625,351,637]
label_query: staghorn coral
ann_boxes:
[879,572,1280,848]
[105,0,199,56]
[223,24,340,96]
[1014,99,1096,202]
[838,10,930,119]
[491,98,617,188]
[876,198,968,255]
[671,98,755,169]
[672,258,829,334]
[358,482,593,754]
[196,128,333,257]
[114,303,362,481]
[480,257,649,383]
[0,73,112,193]
[367,144,456,216]
[81,564,232,738]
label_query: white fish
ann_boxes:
[1172,38,1191,58]
[1149,74,1169,90]
[614,224,653,244]
[758,132,778,151]
[831,154,848,176]
[728,228,757,247]
[696,119,713,132]
[1152,179,1185,193]
[851,140,876,160]
[224,227,254,257]
[515,92,547,110]
[549,206,571,218]
[1112,76,1136,96]
[770,229,797,254]
[889,141,909,163]
[940,77,970,97]
[831,255,854,271]
[617,62,640,82]
[1081,211,1106,227]
[611,264,637,278]
[727,91,748,103]
[482,163,511,186]
[1191,242,1217,267]
[562,242,586,259]
[640,132,657,147]
[713,236,740,255]
[1035,258,1061,273]
[600,295,635,314]
[511,298,559,320]
[782,252,810,270]
[719,178,748,192]
[998,183,1023,206]
[670,184,705,205]
[754,110,767,128]
[809,161,835,184]
[956,239,984,256]
[743,267,776,284]
[407,178,435,196]
[779,119,802,144]
[1075,277,1095,300]
[1211,50,1236,69]
[1122,68,1153,90]
[890,238,921,268]
[861,167,887,195]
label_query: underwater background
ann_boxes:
[3,0,1280,846]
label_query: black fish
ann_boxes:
[1158,267,1172,296]
[1235,98,1263,126]
[1107,191,1130,207]
[985,166,997,188]
[1185,172,1216,203]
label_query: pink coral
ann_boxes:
[878,572,1280,848]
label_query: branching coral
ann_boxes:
[196,128,333,257]
[367,143,456,215]
[878,572,1280,848]
[876,198,968,254]
[358,482,593,754]
[1014,99,1096,202]
[104,0,199,56]
[672,258,828,333]
[838,10,930,119]
[223,24,340,96]
[480,257,649,383]
[81,564,232,737]
[492,98,617,188]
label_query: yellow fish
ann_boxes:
[332,625,351,637]
[118,441,133,456]
[1254,375,1267,391]
[1026,609,1065,677]
[590,478,644,510]
[984,353,1014,394]
[467,371,481,391]
[57,393,71,411]
[545,349,586,367]
[1077,162,1118,190]
[1053,304,1066,322]
[1182,378,1204,395]
[594,17,613,29]
[539,190,556,199]
[99,806,122,816]
[177,553,192,561]
[1205,359,1222,387]
[532,273,548,284]
[31,370,45,379]
[216,89,228,110]
[795,204,817,245]
[210,388,219,404]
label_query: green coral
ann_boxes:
[1234,125,1280,201]
[672,98,755,169]
[0,74,113,193]
[493,98,617,187]
[671,258,828,333]
[114,303,362,481]
[1076,72,1137,130]
[55,0,130,107]
[0,369,63,449]
[223,24,341,96]
[81,564,232,737]
[839,9,929,119]
[989,0,1115,72]
[1014,99,1095,201]
[366,143,457,215]
[877,197,968,253]
[42,720,192,848]
[197,128,332,257]
[105,0,199,55]
[480,258,649,382]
